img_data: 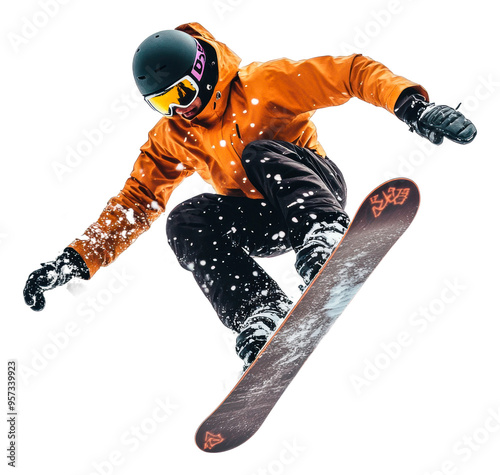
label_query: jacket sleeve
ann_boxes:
[256,53,428,115]
[68,124,193,278]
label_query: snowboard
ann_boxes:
[195,178,420,452]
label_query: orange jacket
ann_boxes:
[69,22,427,277]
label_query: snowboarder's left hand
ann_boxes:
[395,92,477,145]
[23,248,89,311]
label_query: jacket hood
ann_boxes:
[175,22,241,126]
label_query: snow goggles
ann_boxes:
[145,75,199,117]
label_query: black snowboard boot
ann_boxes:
[295,220,348,286]
[235,301,292,371]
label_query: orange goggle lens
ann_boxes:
[145,76,199,117]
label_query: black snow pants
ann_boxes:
[166,140,348,332]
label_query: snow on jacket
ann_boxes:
[69,22,428,277]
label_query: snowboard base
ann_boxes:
[195,178,420,452]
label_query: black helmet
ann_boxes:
[132,30,218,115]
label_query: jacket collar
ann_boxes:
[174,22,241,127]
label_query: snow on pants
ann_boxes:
[166,140,348,332]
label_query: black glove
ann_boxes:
[395,90,477,145]
[24,248,90,311]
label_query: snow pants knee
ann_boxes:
[166,139,348,332]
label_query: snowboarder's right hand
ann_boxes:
[23,248,89,311]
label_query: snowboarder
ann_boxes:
[23,23,476,370]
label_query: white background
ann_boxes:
[2,0,499,474]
